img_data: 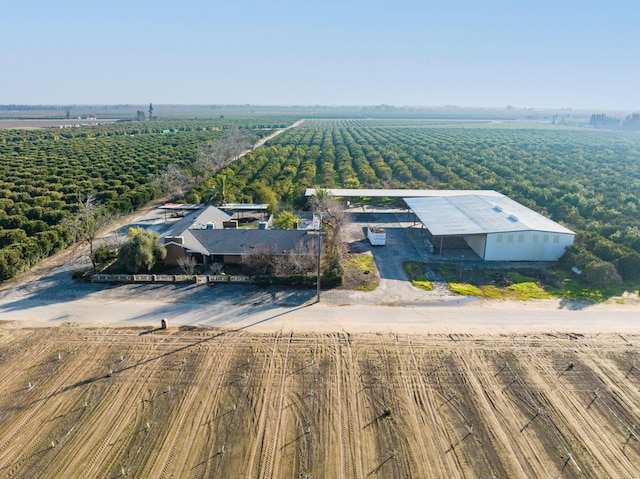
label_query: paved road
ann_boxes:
[1,283,638,335]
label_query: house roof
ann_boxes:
[161,206,233,237]
[190,229,315,256]
[405,195,575,236]
[160,206,234,254]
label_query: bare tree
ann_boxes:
[150,163,189,200]
[311,188,349,259]
[207,262,224,274]
[177,256,197,275]
[273,241,316,276]
[225,125,254,161]
[61,192,114,272]
[242,244,275,275]
[194,126,256,179]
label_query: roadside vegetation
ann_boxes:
[432,264,631,301]
[441,268,553,301]
[403,261,433,291]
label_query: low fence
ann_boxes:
[91,274,252,284]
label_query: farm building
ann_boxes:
[404,194,575,261]
[160,205,314,266]
[306,188,575,261]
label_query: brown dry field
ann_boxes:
[1,325,640,478]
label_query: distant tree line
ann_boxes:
[590,113,640,130]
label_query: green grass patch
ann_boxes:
[448,280,552,300]
[342,254,379,291]
[508,272,538,283]
[434,265,558,300]
[346,254,376,273]
[547,276,627,302]
[412,280,433,291]
[449,282,483,296]
[506,282,553,300]
[403,261,433,291]
[354,283,377,291]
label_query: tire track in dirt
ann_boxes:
[150,350,216,478]
[186,333,248,479]
[4,330,640,478]
[521,345,633,478]
[47,331,191,479]
[579,352,640,449]
[458,348,546,478]
[0,329,115,476]
[429,351,478,476]
[497,345,591,477]
[245,332,282,479]
[403,336,457,478]
[339,332,366,479]
[476,350,553,478]
[260,332,292,479]
[208,340,261,478]
[135,331,243,478]
[75,338,178,478]
[343,332,370,478]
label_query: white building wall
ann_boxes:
[483,230,574,261]
[464,235,487,258]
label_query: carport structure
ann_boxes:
[305,188,501,199]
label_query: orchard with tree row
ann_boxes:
[0,118,289,279]
[2,117,639,289]
[207,119,640,286]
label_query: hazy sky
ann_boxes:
[2,0,638,109]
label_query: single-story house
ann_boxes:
[160,206,315,266]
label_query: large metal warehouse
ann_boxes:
[404,194,575,261]
[306,188,575,261]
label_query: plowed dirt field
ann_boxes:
[1,325,639,478]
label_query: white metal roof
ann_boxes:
[305,188,503,198]
[158,203,202,210]
[218,203,270,211]
[405,195,575,236]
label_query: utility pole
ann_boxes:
[316,231,322,301]
[315,212,323,302]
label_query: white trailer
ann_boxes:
[367,226,386,246]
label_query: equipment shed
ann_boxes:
[405,194,575,261]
